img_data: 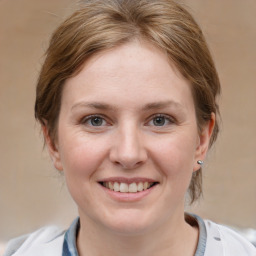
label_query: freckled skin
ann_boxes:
[45,40,214,255]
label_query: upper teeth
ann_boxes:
[102,182,153,193]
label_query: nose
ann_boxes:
[109,125,148,169]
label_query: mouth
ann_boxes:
[98,181,159,193]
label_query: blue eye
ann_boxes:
[82,115,106,127]
[153,116,167,126]
[90,116,104,126]
[148,115,174,127]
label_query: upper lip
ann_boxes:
[98,177,158,184]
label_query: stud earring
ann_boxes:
[197,160,204,165]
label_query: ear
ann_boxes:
[42,125,63,171]
[193,113,215,172]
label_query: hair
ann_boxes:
[35,0,221,203]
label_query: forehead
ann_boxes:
[76,40,184,86]
[62,40,194,111]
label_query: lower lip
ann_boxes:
[99,184,157,202]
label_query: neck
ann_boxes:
[77,212,199,256]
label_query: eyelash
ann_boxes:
[80,114,109,127]
[80,114,175,128]
[146,114,175,127]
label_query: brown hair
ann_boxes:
[35,0,221,203]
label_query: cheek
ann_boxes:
[58,137,109,210]
[58,136,108,183]
[150,133,197,182]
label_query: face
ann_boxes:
[45,40,213,235]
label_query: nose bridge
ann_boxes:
[110,121,147,169]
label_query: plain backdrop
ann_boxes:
[0,0,256,242]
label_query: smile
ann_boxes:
[99,181,157,193]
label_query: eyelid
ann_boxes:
[145,113,176,126]
[80,114,110,126]
[79,113,176,127]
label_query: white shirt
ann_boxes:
[4,216,256,256]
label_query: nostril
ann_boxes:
[109,137,148,169]
[114,160,144,170]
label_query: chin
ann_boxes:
[99,209,157,235]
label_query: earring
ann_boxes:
[197,160,203,165]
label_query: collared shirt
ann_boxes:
[62,217,80,256]
[62,214,207,256]
[4,214,256,256]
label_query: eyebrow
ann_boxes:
[71,100,184,112]
[142,100,184,111]
[71,102,117,111]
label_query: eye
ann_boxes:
[153,116,166,126]
[81,115,107,127]
[90,116,104,126]
[147,114,174,127]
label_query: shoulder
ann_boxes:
[204,219,256,256]
[4,226,65,256]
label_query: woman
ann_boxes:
[4,0,256,255]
